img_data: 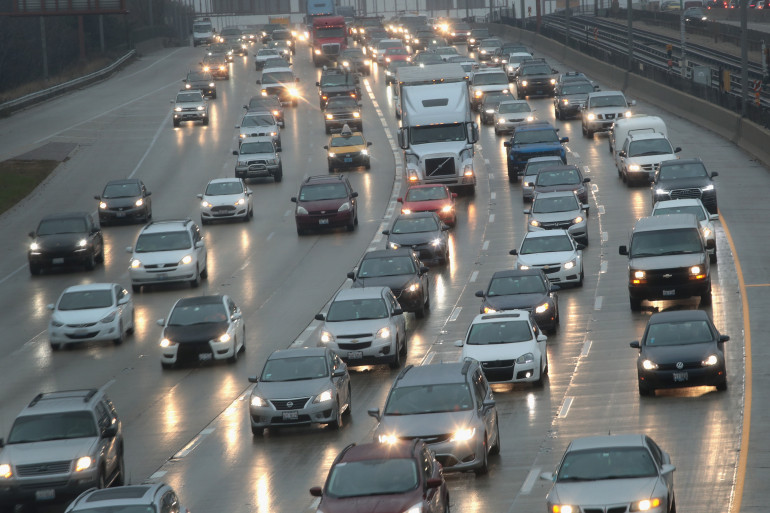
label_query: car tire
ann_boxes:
[113,452,125,486]
[95,245,105,263]
[84,252,96,271]
[297,225,306,236]
[325,125,331,134]
[700,288,712,306]
[489,417,501,455]
[227,338,239,363]
[131,284,140,293]
[474,437,489,476]
[251,425,264,436]
[710,252,717,263]
[202,117,209,126]
[345,384,352,416]
[331,399,344,430]
[328,163,334,173]
[97,468,106,489]
[161,362,173,370]
[113,322,124,346]
[388,340,403,369]
[211,92,217,99]
[127,310,135,335]
[630,296,642,312]
[638,380,653,396]
[50,342,61,351]
[716,379,728,392]
[415,298,426,319]
[200,218,208,226]
[29,263,42,276]
[670,496,677,513]
[534,358,546,387]
[494,127,499,135]
[364,159,371,170]
[577,270,584,287]
[274,166,283,182]
[173,120,180,127]
[190,267,200,288]
[424,288,431,311]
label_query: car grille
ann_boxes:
[66,331,100,340]
[144,263,178,270]
[245,159,269,167]
[211,206,236,214]
[642,267,691,285]
[181,107,198,112]
[244,131,273,138]
[583,507,629,513]
[338,341,372,350]
[507,117,526,122]
[425,156,456,177]
[657,360,704,370]
[539,220,573,230]
[322,43,340,55]
[176,342,212,361]
[270,398,310,410]
[597,113,617,120]
[668,187,702,200]
[481,360,515,381]
[399,433,452,444]
[531,263,561,275]
[17,461,71,476]
[65,322,97,328]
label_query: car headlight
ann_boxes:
[562,98,569,104]
[217,333,231,343]
[314,49,321,54]
[587,113,595,120]
[498,117,506,124]
[529,219,540,227]
[313,389,333,403]
[389,241,401,249]
[353,111,361,118]
[289,88,299,96]
[185,83,191,89]
[338,202,351,212]
[365,59,371,65]
[690,265,702,275]
[703,227,712,238]
[523,181,533,187]
[572,216,584,224]
[250,395,266,407]
[464,165,474,177]
[641,359,658,370]
[702,354,719,366]
[174,106,182,112]
[100,312,116,324]
[519,264,530,270]
[160,338,176,347]
[130,258,142,269]
[201,200,211,208]
[483,306,497,313]
[430,238,442,247]
[376,326,391,339]
[261,90,268,96]
[272,110,280,116]
[550,78,557,84]
[326,113,334,119]
[521,80,528,87]
[235,198,245,206]
[385,57,391,62]
[78,239,88,247]
[378,433,399,444]
[360,149,368,155]
[535,302,549,314]
[441,205,453,213]
[526,115,535,122]
[469,38,475,43]
[74,456,92,472]
[563,260,576,270]
[219,65,226,71]
[702,184,715,191]
[320,330,334,343]
[407,282,419,292]
[474,90,483,97]
[296,206,309,214]
[0,463,11,479]
[630,498,662,511]
[134,198,144,207]
[625,110,632,117]
[328,152,336,158]
[203,66,210,71]
[209,82,215,87]
[179,255,193,265]
[449,427,475,442]
[516,352,535,364]
[655,188,668,195]
[628,164,642,172]
[551,505,577,513]
[634,270,646,279]
[485,109,494,113]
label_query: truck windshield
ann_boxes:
[193,23,212,32]
[410,124,466,144]
[473,73,508,85]
[317,27,345,38]
[630,228,703,257]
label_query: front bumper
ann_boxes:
[521,263,581,285]
[173,111,207,122]
[322,336,397,366]
[161,338,235,364]
[0,470,99,506]
[235,163,280,179]
[325,118,363,131]
[425,435,486,472]
[49,320,121,345]
[480,357,542,383]
[583,116,617,132]
[329,152,369,168]
[201,204,249,220]
[129,262,197,286]
[638,364,725,389]
[628,278,710,302]
[296,210,355,230]
[99,205,146,222]
[28,249,91,269]
[250,398,339,429]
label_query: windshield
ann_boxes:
[658,162,709,180]
[628,139,674,157]
[385,383,473,415]
[37,218,87,235]
[331,135,364,147]
[387,48,409,55]
[515,129,559,144]
[562,83,594,95]
[536,168,581,186]
[248,98,280,110]
[630,228,703,257]
[257,49,280,57]
[261,355,328,381]
[262,72,294,84]
[187,72,209,81]
[589,94,627,107]
[271,31,291,40]
[240,141,274,154]
[482,93,510,106]
[499,102,531,114]
[409,123,465,144]
[193,23,212,32]
[326,459,418,498]
[8,412,97,443]
[520,64,552,76]
[69,507,156,513]
[317,27,345,38]
[405,187,448,202]
[392,216,439,234]
[103,182,140,198]
[416,54,444,64]
[326,97,357,108]
[242,115,275,127]
[299,183,349,201]
[58,290,113,310]
[168,303,227,326]
[524,159,563,177]
[467,320,533,344]
[358,256,416,278]
[520,235,573,254]
[533,195,580,213]
[558,447,658,481]
[326,298,389,321]
[473,73,508,85]
[205,181,243,196]
[378,41,403,50]
[644,320,714,346]
[437,47,458,55]
[176,93,202,103]
[321,74,353,86]
[488,275,545,296]
[653,205,706,221]
[134,231,191,253]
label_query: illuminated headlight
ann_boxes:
[100,312,116,324]
[449,427,475,442]
[353,112,361,118]
[385,57,391,62]
[690,265,702,275]
[474,90,483,97]
[201,200,212,208]
[179,255,193,265]
[483,306,497,313]
[364,59,371,65]
[535,302,550,314]
[326,113,334,119]
[526,115,534,122]
[516,352,534,364]
[493,57,500,62]
[214,333,230,344]
[378,433,399,444]
[572,216,584,224]
[641,359,658,370]
[631,498,662,511]
[250,395,266,407]
[485,108,494,113]
[174,107,182,112]
[360,149,368,155]
[74,456,93,472]
[408,173,418,182]
[407,282,420,292]
[469,38,476,43]
[624,110,632,117]
[703,227,712,238]
[430,238,442,247]
[328,152,336,158]
[342,60,350,67]
[314,49,321,54]
[261,90,268,96]
[507,65,514,72]
[272,110,280,116]
[521,80,528,87]
[389,242,401,249]
[563,260,576,270]
[376,326,391,339]
[196,106,204,111]
[235,198,246,206]
[481,49,487,54]
[130,259,142,269]
[519,264,530,270]
[320,330,334,343]
[550,78,557,84]
[413,38,420,43]
[498,117,506,123]
[655,188,668,195]
[296,206,308,214]
[99,201,107,209]
[185,83,191,89]
[628,164,641,172]
[0,463,11,479]
[529,219,541,227]
[634,270,646,279]
[523,181,533,187]
[551,505,576,513]
[209,82,215,87]
[219,65,226,71]
[288,87,299,97]
[401,208,412,214]
[700,354,720,367]
[159,338,174,348]
[77,239,87,247]
[702,184,715,191]
[441,205,453,213]
[338,202,351,212]
[203,66,210,71]
[562,99,569,104]
[313,389,333,403]
[463,165,474,177]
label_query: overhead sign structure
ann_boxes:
[1,0,128,15]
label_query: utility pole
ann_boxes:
[740,0,749,115]
[566,0,571,46]
[627,0,633,70]
[679,0,686,77]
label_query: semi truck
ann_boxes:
[306,0,335,29]
[398,73,479,194]
[192,17,215,47]
[393,63,468,119]
[311,15,347,67]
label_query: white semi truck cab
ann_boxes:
[192,18,215,46]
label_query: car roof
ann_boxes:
[491,269,545,279]
[20,389,102,416]
[660,157,704,166]
[139,219,191,234]
[240,136,275,144]
[470,311,530,326]
[588,90,625,98]
[68,484,167,510]
[105,179,141,186]
[648,309,710,324]
[527,156,564,163]
[523,229,571,239]
[333,286,389,301]
[268,347,328,360]
[533,190,580,200]
[362,248,415,259]
[633,213,699,232]
[396,361,472,387]
[61,283,117,294]
[207,177,242,184]
[628,132,669,141]
[340,441,417,462]
[568,434,646,451]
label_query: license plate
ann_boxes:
[673,371,688,382]
[198,353,213,361]
[116,212,126,218]
[75,329,88,336]
[282,411,298,421]
[662,289,676,296]
[344,158,352,163]
[319,218,329,225]
[347,351,363,360]
[52,257,64,264]
[157,272,168,279]
[35,489,55,501]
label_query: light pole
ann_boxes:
[740,0,749,115]
[679,0,686,77]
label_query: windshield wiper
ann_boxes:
[558,476,596,482]
[658,250,699,255]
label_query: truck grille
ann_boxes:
[17,461,71,476]
[322,43,340,56]
[539,220,573,229]
[425,157,456,177]
[643,267,691,285]
[669,188,702,200]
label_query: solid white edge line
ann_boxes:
[520,467,540,494]
[558,397,574,418]
[581,340,592,357]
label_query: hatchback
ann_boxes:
[510,230,585,287]
[383,212,450,264]
[197,178,253,224]
[95,179,152,224]
[475,269,559,331]
[525,190,589,245]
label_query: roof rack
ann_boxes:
[28,388,99,407]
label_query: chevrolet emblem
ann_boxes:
[663,274,673,278]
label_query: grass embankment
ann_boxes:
[0,160,59,215]
[0,57,112,104]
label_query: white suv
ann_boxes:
[581,90,634,138]
[126,219,208,292]
[616,132,681,185]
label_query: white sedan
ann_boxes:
[47,283,135,350]
[651,198,718,263]
[510,230,585,287]
[198,178,253,224]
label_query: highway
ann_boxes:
[0,32,766,513]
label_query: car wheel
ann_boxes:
[325,125,331,134]
[274,166,283,182]
[346,218,355,231]
[296,225,306,236]
[243,210,250,222]
[202,117,209,126]
[126,310,135,335]
[344,384,352,416]
[50,342,61,351]
[489,416,501,455]
[474,436,489,476]
[131,284,140,293]
[251,425,264,436]
[494,127,499,135]
[97,468,106,489]
[211,92,217,99]
[577,270,584,287]
[95,245,105,263]
[630,296,642,312]
[173,120,180,127]
[638,380,653,396]
[716,379,728,391]
[424,288,431,311]
[249,207,254,218]
[399,334,407,356]
[227,338,239,363]
[700,289,712,306]
[364,159,371,170]
[29,263,42,276]
[190,267,200,288]
[114,454,126,486]
[534,357,546,387]
[388,340,403,369]
[415,297,426,319]
[200,218,208,226]
[113,322,124,345]
[328,163,334,173]
[84,252,96,271]
[331,399,344,430]
[669,496,677,513]
[710,252,717,264]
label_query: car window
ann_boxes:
[520,234,574,254]
[261,355,329,381]
[628,139,673,157]
[359,256,416,277]
[589,94,626,108]
[629,228,703,257]
[327,298,389,321]
[242,114,276,127]
[240,141,275,154]
[37,217,87,235]
[299,183,349,201]
[385,383,473,414]
[557,447,657,481]
[537,169,580,186]
[168,303,227,326]
[391,216,439,234]
[103,182,141,198]
[658,162,709,180]
[488,275,546,296]
[326,458,418,498]
[467,320,533,344]
[95,403,111,433]
[644,320,714,346]
[533,195,580,213]
[405,187,448,202]
[58,290,114,310]
[514,129,559,144]
[8,411,97,443]
[645,436,664,466]
[472,73,508,85]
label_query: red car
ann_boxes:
[291,175,358,235]
[310,440,450,513]
[384,47,411,63]
[397,184,457,226]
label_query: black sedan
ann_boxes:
[650,158,718,214]
[28,212,104,275]
[183,70,217,98]
[630,309,728,396]
[475,269,560,332]
[348,248,430,318]
[382,212,450,264]
[95,179,152,224]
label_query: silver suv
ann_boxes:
[66,483,187,513]
[368,359,500,475]
[233,136,283,182]
[171,89,209,127]
[0,388,124,510]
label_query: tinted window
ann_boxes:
[326,459,418,498]
[533,195,580,213]
[359,256,416,277]
[8,412,97,443]
[487,275,546,296]
[240,141,275,154]
[629,228,703,257]
[168,302,228,326]
[103,182,141,198]
[58,290,114,310]
[261,356,329,381]
[135,231,191,252]
[205,181,244,196]
[467,320,533,344]
[385,383,473,414]
[520,235,573,254]
[472,73,508,85]
[558,447,657,481]
[262,72,294,83]
[562,83,594,95]
[391,216,439,234]
[326,97,358,108]
[299,183,349,201]
[536,169,581,186]
[405,187,448,201]
[520,64,552,75]
[37,217,87,235]
[514,129,559,144]
[643,320,714,346]
[658,162,709,180]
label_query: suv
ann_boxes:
[183,70,216,98]
[553,80,595,120]
[0,388,124,510]
[256,67,300,106]
[323,96,363,133]
[617,132,681,185]
[65,484,187,513]
[235,111,281,149]
[28,212,104,275]
[467,28,490,50]
[317,68,360,109]
[515,59,558,98]
[650,158,718,214]
[126,219,208,292]
[469,69,510,110]
[291,175,358,234]
[581,90,634,137]
[233,136,282,182]
[619,214,712,311]
[503,122,568,182]
[201,54,229,79]
[171,90,209,127]
[368,360,500,475]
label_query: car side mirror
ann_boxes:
[706,239,715,250]
[630,340,641,349]
[156,318,165,326]
[560,137,569,143]
[255,79,261,84]
[481,399,495,411]
[661,464,676,475]
[102,425,118,438]
[594,85,601,91]
[393,308,404,316]
[396,197,403,203]
[539,471,555,481]
[550,284,560,292]
[674,147,682,153]
[367,141,372,146]
[169,100,174,104]
[420,266,429,274]
[46,303,55,310]
[576,243,586,250]
[146,191,152,197]
[316,81,321,86]
[426,477,442,489]
[475,290,484,298]
[583,177,591,183]
[382,229,390,235]
[125,246,133,253]
[291,197,297,203]
[332,366,347,377]
[351,192,358,198]
[323,145,329,150]
[711,172,719,178]
[537,334,547,342]
[346,271,356,281]
[452,192,458,198]
[367,408,381,420]
[709,213,719,221]
[231,312,242,320]
[441,224,450,231]
[248,376,259,383]
[315,313,325,321]
[453,339,464,347]
[523,209,531,215]
[619,245,628,255]
[196,194,204,199]
[195,240,204,249]
[232,150,239,156]
[629,100,637,106]
[94,195,101,200]
[618,150,626,158]
[309,486,323,497]
[719,334,730,342]
[509,249,518,255]
[243,104,248,109]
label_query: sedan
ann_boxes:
[533,164,591,204]
[630,309,728,395]
[95,179,152,225]
[525,190,589,245]
[651,198,718,262]
[479,91,514,125]
[197,178,253,224]
[47,283,135,350]
[494,99,535,135]
[66,484,187,513]
[475,269,559,332]
[248,347,351,434]
[521,156,564,201]
[541,434,677,513]
[397,184,457,226]
[383,212,450,264]
[510,230,585,287]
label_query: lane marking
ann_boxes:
[745,283,770,287]
[558,396,573,418]
[489,213,495,223]
[520,467,540,495]
[420,351,437,365]
[600,260,608,274]
[572,152,580,159]
[490,192,496,200]
[601,231,608,242]
[128,111,172,178]
[266,232,274,241]
[449,307,462,321]
[597,205,605,215]
[482,240,490,250]
[583,165,590,173]
[581,340,592,357]
[594,296,603,310]
[172,427,215,459]
[470,270,479,283]
[484,158,490,165]
[591,183,599,193]
[0,264,26,286]
[149,470,167,480]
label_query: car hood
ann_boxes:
[517,250,577,266]
[319,493,420,513]
[53,306,115,325]
[101,197,141,208]
[402,199,451,212]
[561,92,589,101]
[534,185,584,196]
[351,274,415,291]
[377,410,476,438]
[551,477,659,506]
[643,342,716,363]
[388,231,442,246]
[326,106,359,115]
[175,101,206,110]
[1,437,97,466]
[35,232,88,249]
[203,193,245,206]
[656,177,711,189]
[530,210,582,223]
[463,339,534,360]
[472,84,510,94]
[298,198,347,212]
[238,127,278,138]
[237,152,277,164]
[321,85,357,94]
[330,144,365,153]
[324,318,390,336]
[485,292,548,310]
[163,322,228,343]
[628,253,705,270]
[254,377,329,400]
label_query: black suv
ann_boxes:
[28,212,104,275]
[348,248,431,317]
[515,59,558,98]
[95,179,152,225]
[553,80,595,120]
[183,70,216,98]
[323,96,363,133]
[467,28,490,50]
[650,158,718,214]
[317,68,360,109]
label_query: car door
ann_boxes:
[95,402,118,476]
[87,214,103,253]
[532,320,547,364]
[192,224,207,270]
[226,296,242,350]
[473,370,496,446]
[329,351,348,405]
[646,436,675,498]
[419,446,441,512]
[386,290,406,341]
[140,181,152,211]
[114,285,132,328]
[415,255,429,292]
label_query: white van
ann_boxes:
[609,114,667,163]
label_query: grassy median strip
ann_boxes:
[0,159,58,215]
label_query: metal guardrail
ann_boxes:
[0,50,136,117]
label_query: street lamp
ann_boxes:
[680,0,687,77]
